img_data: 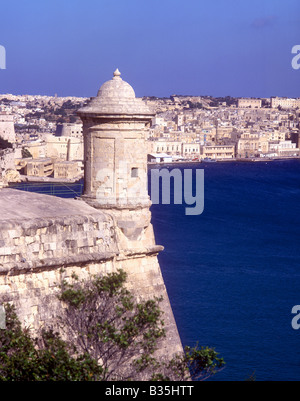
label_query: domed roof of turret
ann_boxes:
[96,69,136,100]
[78,69,154,117]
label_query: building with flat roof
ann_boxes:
[237,98,262,109]
[271,97,300,109]
[201,144,235,159]
[237,132,260,158]
[25,157,54,177]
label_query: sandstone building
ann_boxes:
[55,122,83,138]
[236,132,260,158]
[271,97,300,109]
[237,98,262,109]
[202,144,235,160]
[44,134,83,161]
[0,112,16,144]
[0,71,183,361]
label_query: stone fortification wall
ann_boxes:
[0,189,183,355]
[0,253,170,338]
[0,212,117,273]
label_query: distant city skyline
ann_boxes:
[0,0,299,99]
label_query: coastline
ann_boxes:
[7,157,299,186]
[147,156,300,166]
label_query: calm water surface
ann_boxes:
[149,159,300,381]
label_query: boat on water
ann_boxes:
[203,157,216,162]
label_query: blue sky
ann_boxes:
[0,0,299,98]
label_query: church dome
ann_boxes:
[78,69,154,118]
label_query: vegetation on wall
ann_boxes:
[0,269,225,381]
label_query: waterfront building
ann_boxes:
[269,140,299,157]
[182,142,201,158]
[236,132,260,158]
[148,139,182,156]
[258,136,269,155]
[201,144,235,160]
[147,153,173,163]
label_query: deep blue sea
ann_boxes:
[11,159,300,381]
[149,159,300,381]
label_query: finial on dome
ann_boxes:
[113,68,121,78]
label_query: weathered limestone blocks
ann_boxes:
[0,204,118,274]
[0,188,182,356]
[0,254,182,356]
[0,258,113,330]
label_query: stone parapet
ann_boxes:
[0,213,118,274]
[0,189,182,357]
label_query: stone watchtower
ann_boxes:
[78,69,158,253]
[0,69,183,365]
[77,69,183,356]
